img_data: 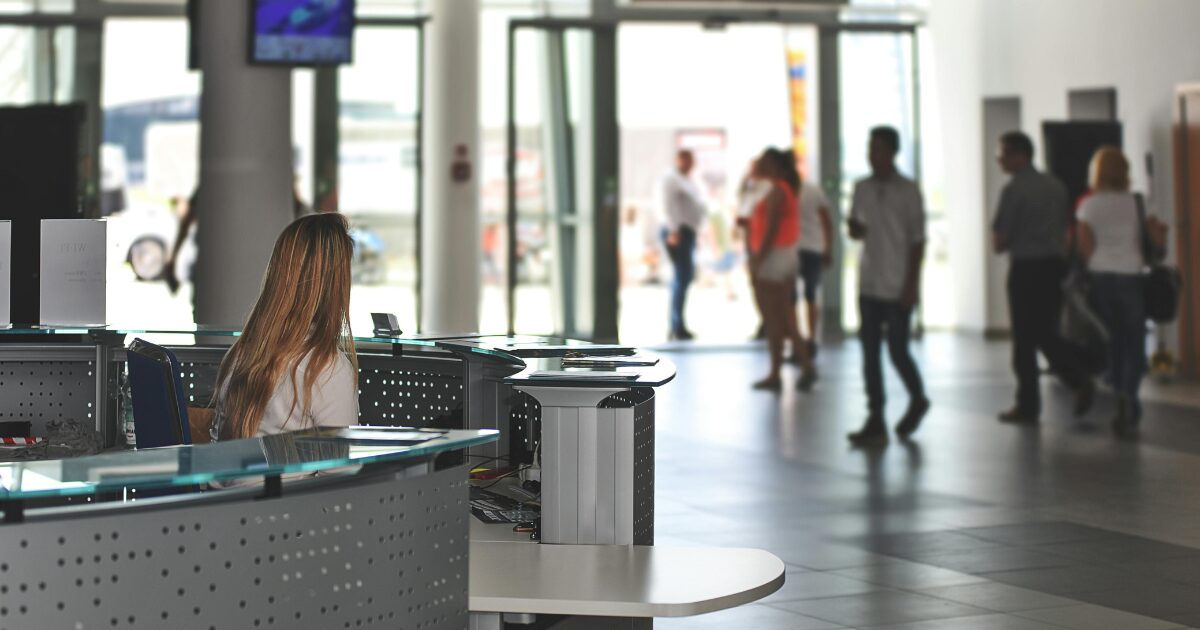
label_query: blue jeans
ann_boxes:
[662,226,696,335]
[1090,273,1147,420]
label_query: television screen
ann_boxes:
[251,0,356,66]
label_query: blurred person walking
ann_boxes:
[991,131,1094,424]
[748,148,816,391]
[660,149,707,340]
[736,160,773,341]
[846,127,930,445]
[1076,147,1168,437]
[795,178,834,358]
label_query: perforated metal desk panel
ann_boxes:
[0,327,526,449]
[0,428,497,630]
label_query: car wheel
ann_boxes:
[128,236,168,281]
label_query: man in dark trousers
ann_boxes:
[659,149,707,341]
[992,131,1094,423]
[846,127,930,446]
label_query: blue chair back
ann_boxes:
[127,338,191,448]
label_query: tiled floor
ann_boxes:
[651,334,1200,629]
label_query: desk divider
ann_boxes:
[0,220,9,326]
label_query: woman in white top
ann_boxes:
[211,212,359,441]
[1077,147,1165,435]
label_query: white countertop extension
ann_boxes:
[469,542,785,618]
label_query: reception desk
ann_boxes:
[0,427,498,629]
[0,327,785,629]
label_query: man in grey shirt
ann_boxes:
[992,131,1093,423]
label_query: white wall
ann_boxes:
[929,0,1200,332]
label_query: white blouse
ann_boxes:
[213,352,359,440]
[1078,191,1144,275]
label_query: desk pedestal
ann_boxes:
[515,385,655,546]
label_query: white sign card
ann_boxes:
[0,221,9,326]
[40,219,107,327]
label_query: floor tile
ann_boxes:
[862,612,1068,630]
[1068,582,1200,619]
[1126,557,1200,585]
[771,590,991,627]
[1015,604,1183,630]
[653,603,846,629]
[958,522,1114,546]
[916,582,1081,613]
[910,547,1075,574]
[849,531,1006,558]
[763,571,885,603]
[1033,537,1200,566]
[977,565,1137,595]
[831,559,987,590]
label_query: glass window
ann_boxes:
[837,30,917,331]
[101,18,199,326]
[0,26,35,105]
[337,26,421,334]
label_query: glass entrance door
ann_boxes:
[495,20,618,338]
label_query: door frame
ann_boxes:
[505,18,620,339]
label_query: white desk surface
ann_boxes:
[469,542,785,618]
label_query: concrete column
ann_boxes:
[421,0,481,334]
[193,0,294,327]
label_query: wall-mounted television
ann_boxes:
[250,0,356,66]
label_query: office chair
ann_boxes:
[127,338,192,448]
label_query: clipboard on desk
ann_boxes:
[307,427,449,445]
[527,370,639,381]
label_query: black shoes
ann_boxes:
[998,408,1039,424]
[752,377,783,392]
[797,367,819,392]
[1111,396,1141,439]
[848,417,889,447]
[1074,379,1095,417]
[896,397,931,438]
[669,329,695,341]
[849,398,933,447]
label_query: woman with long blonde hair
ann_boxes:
[210,212,359,441]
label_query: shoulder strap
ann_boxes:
[1134,193,1152,265]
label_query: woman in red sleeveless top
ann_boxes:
[750,148,816,391]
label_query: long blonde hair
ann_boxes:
[1089,145,1131,192]
[214,212,357,439]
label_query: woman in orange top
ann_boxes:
[750,148,816,391]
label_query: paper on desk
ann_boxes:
[561,355,659,367]
[528,370,638,380]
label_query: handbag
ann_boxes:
[1135,194,1182,323]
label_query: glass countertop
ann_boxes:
[505,355,676,388]
[0,427,497,501]
[0,327,672,387]
[0,325,465,348]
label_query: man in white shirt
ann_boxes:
[796,180,833,355]
[660,149,707,340]
[846,126,930,446]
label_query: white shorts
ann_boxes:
[754,247,799,284]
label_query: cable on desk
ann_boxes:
[474,465,531,490]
